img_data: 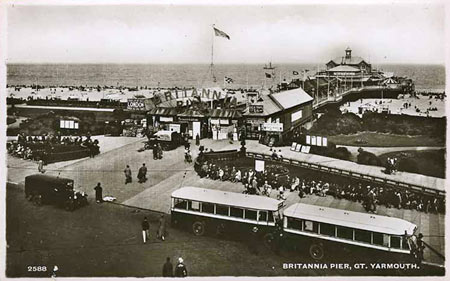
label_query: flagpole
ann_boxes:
[211,24,216,83]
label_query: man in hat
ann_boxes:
[94,182,103,203]
[157,214,166,241]
[138,163,147,183]
[162,257,173,277]
[142,217,150,244]
[124,165,132,184]
[174,257,188,277]
[248,226,259,255]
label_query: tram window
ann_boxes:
[337,226,353,240]
[188,201,200,211]
[401,237,410,250]
[245,209,257,220]
[373,232,383,246]
[202,202,215,214]
[373,232,390,247]
[258,211,267,222]
[355,229,371,243]
[320,223,336,237]
[287,217,302,230]
[230,207,244,218]
[268,211,274,223]
[216,205,229,216]
[391,236,401,249]
[174,198,187,210]
[303,220,318,233]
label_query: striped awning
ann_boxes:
[147,108,179,116]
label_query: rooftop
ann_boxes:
[283,203,417,235]
[269,88,313,110]
[172,186,283,211]
[242,94,282,117]
[327,65,361,72]
[329,55,367,66]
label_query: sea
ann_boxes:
[6,63,446,91]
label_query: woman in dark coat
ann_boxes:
[157,214,166,241]
[94,182,103,203]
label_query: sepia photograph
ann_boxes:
[1,0,447,278]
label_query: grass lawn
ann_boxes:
[378,149,446,178]
[328,132,445,147]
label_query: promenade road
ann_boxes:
[7,137,445,265]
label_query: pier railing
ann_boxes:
[245,151,445,197]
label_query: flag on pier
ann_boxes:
[214,27,230,40]
[224,76,234,84]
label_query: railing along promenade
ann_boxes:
[312,85,400,109]
[245,151,445,198]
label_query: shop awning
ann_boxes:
[147,108,179,116]
[209,109,242,119]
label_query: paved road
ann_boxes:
[6,183,443,277]
[7,137,445,267]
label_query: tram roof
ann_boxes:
[283,203,416,236]
[172,186,283,211]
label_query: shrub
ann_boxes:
[398,158,419,174]
[333,147,351,161]
[357,148,382,167]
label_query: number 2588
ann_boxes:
[28,266,47,272]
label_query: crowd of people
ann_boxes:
[7,133,100,162]
[195,156,445,214]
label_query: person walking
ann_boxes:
[142,217,150,244]
[124,165,132,184]
[157,214,166,241]
[162,257,173,277]
[157,143,163,159]
[37,159,45,173]
[138,163,147,183]
[174,257,188,277]
[94,182,103,203]
[152,144,158,160]
[195,133,200,146]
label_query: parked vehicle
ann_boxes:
[145,130,183,151]
[24,174,88,211]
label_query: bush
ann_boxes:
[398,158,419,174]
[333,147,351,161]
[7,117,16,125]
[357,148,382,167]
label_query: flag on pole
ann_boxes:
[224,76,234,84]
[293,71,299,75]
[213,27,230,40]
[265,73,272,78]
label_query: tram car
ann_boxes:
[24,174,88,211]
[171,187,421,263]
[170,186,284,246]
[282,203,419,262]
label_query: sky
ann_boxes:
[6,2,446,64]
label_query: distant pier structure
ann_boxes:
[279,47,415,110]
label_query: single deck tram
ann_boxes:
[171,186,284,244]
[282,203,419,262]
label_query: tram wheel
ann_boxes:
[309,243,324,260]
[263,233,275,250]
[192,221,205,236]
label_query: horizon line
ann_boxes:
[6,61,446,66]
